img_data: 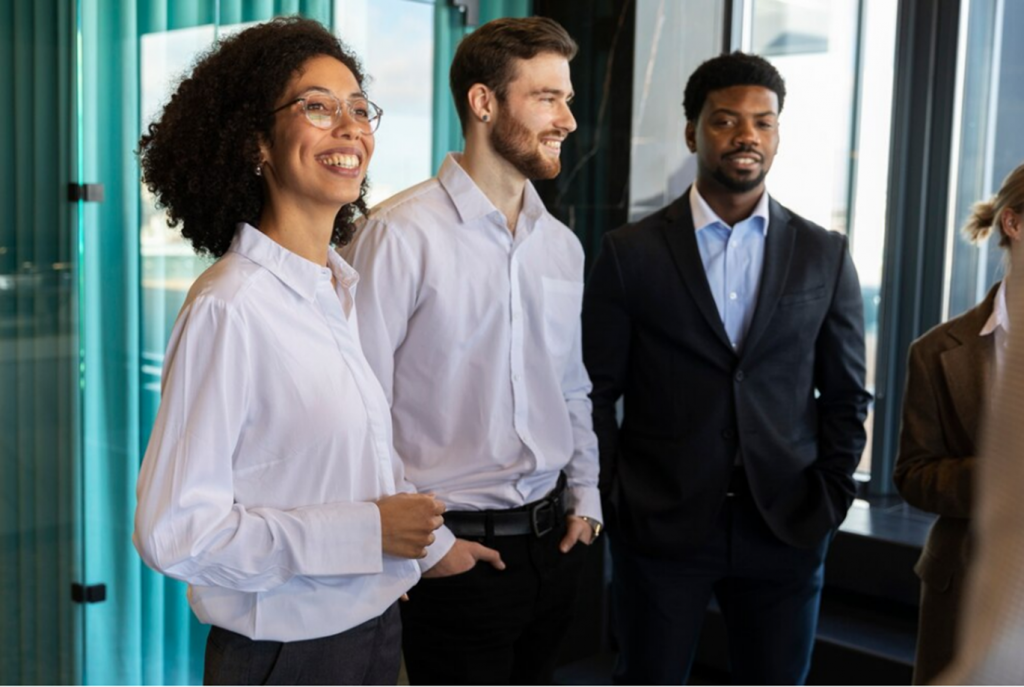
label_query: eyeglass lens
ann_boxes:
[301,93,380,133]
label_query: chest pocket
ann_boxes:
[541,277,584,367]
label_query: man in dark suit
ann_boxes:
[582,52,871,684]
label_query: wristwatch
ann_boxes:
[579,516,603,539]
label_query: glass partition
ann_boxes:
[0,1,81,684]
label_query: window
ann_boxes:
[945,0,1024,319]
[742,0,898,473]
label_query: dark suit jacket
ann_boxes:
[582,189,871,557]
[892,284,997,683]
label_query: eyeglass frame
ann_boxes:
[271,90,384,134]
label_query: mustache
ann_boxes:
[724,145,762,161]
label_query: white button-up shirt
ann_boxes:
[341,154,602,570]
[134,223,419,642]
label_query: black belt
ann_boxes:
[444,474,567,538]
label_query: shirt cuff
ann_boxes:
[417,524,456,573]
[567,485,603,524]
[296,501,385,576]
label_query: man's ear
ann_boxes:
[467,84,495,124]
[685,121,697,153]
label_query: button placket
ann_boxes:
[316,287,395,491]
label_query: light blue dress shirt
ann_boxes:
[689,185,771,352]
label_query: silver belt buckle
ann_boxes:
[530,501,554,537]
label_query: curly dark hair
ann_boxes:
[139,16,370,258]
[683,51,786,123]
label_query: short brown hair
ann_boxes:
[449,16,577,133]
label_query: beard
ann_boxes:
[710,165,767,193]
[490,112,562,180]
[702,148,768,193]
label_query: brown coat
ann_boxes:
[893,283,998,685]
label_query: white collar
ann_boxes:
[980,278,1011,337]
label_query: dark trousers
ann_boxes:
[610,483,830,685]
[203,602,401,685]
[400,519,588,685]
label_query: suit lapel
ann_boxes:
[940,285,1000,449]
[660,191,734,351]
[740,197,795,359]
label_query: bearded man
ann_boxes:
[340,17,601,686]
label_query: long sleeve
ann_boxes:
[134,296,383,592]
[939,245,1024,684]
[893,341,974,518]
[811,239,871,523]
[582,233,632,497]
[560,277,602,522]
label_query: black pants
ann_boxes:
[401,519,588,685]
[203,602,401,685]
[610,483,831,685]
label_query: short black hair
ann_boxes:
[683,51,786,122]
[139,16,369,258]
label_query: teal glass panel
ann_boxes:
[0,0,80,683]
[0,0,81,684]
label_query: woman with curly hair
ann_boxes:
[894,161,1024,685]
[132,17,445,685]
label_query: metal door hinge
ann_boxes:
[71,583,107,604]
[68,183,104,203]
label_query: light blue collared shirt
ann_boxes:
[690,184,771,352]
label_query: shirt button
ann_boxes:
[735,370,745,382]
[729,292,738,300]
[513,374,520,382]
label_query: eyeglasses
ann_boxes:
[272,91,384,134]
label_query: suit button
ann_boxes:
[722,429,734,439]
[735,370,745,382]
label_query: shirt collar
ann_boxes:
[437,152,546,231]
[229,223,358,302]
[981,278,1010,337]
[689,183,771,235]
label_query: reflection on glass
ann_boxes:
[746,0,897,473]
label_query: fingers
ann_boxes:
[469,541,506,570]
[559,518,591,553]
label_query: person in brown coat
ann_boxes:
[894,161,1024,685]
